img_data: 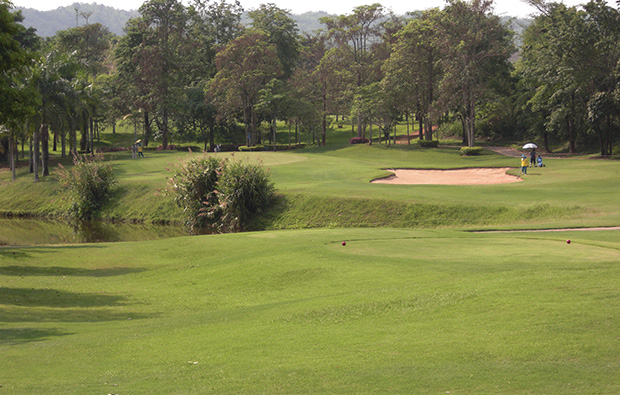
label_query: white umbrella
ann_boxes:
[522,143,538,149]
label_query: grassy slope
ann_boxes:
[2,228,620,393]
[2,134,619,229]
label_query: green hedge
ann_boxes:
[238,145,266,152]
[238,143,307,152]
[460,147,483,156]
[417,140,439,148]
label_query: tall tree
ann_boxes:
[208,32,282,146]
[248,3,300,78]
[0,2,38,179]
[55,23,113,76]
[438,0,514,147]
[138,0,189,149]
[115,17,155,145]
[384,9,442,142]
[520,0,620,154]
[320,4,385,138]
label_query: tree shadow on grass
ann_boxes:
[0,265,146,277]
[0,287,129,308]
[0,305,155,323]
[0,327,72,345]
[0,245,106,259]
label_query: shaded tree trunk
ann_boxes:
[41,124,49,177]
[418,116,423,141]
[81,112,88,152]
[10,133,16,181]
[162,108,169,149]
[252,107,259,145]
[89,117,94,155]
[406,112,410,145]
[71,127,77,157]
[322,83,327,147]
[144,111,151,147]
[61,130,66,158]
[29,138,33,173]
[209,123,215,152]
[272,114,277,151]
[33,128,39,182]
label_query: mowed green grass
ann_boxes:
[2,227,620,393]
[2,133,620,228]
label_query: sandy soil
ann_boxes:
[371,167,521,185]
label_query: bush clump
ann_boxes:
[238,145,266,152]
[168,156,223,232]
[157,144,177,151]
[460,147,483,156]
[239,144,307,151]
[57,153,116,220]
[213,161,275,233]
[169,156,274,233]
[417,140,439,148]
[349,137,370,144]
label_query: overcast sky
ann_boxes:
[10,0,615,18]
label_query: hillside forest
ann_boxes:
[2,0,620,178]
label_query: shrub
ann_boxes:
[217,144,239,152]
[213,161,275,232]
[57,153,116,220]
[177,146,202,152]
[96,147,129,153]
[261,143,308,151]
[417,140,439,148]
[460,147,483,156]
[168,156,225,233]
[349,137,370,144]
[157,144,177,151]
[168,157,275,233]
[238,145,266,152]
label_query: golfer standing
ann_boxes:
[530,149,536,167]
[520,154,528,175]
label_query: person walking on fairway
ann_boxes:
[520,154,528,175]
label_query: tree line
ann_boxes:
[1,0,620,182]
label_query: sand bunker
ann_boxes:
[371,167,521,185]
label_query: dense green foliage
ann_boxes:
[168,155,223,232]
[169,155,275,232]
[214,160,275,232]
[56,154,116,219]
[417,139,439,148]
[460,146,483,155]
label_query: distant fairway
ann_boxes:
[3,142,620,229]
[2,227,620,393]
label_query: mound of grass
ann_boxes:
[252,194,583,230]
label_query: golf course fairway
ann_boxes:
[2,227,620,393]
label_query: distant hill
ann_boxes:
[15,2,530,43]
[16,2,329,38]
[16,3,139,37]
